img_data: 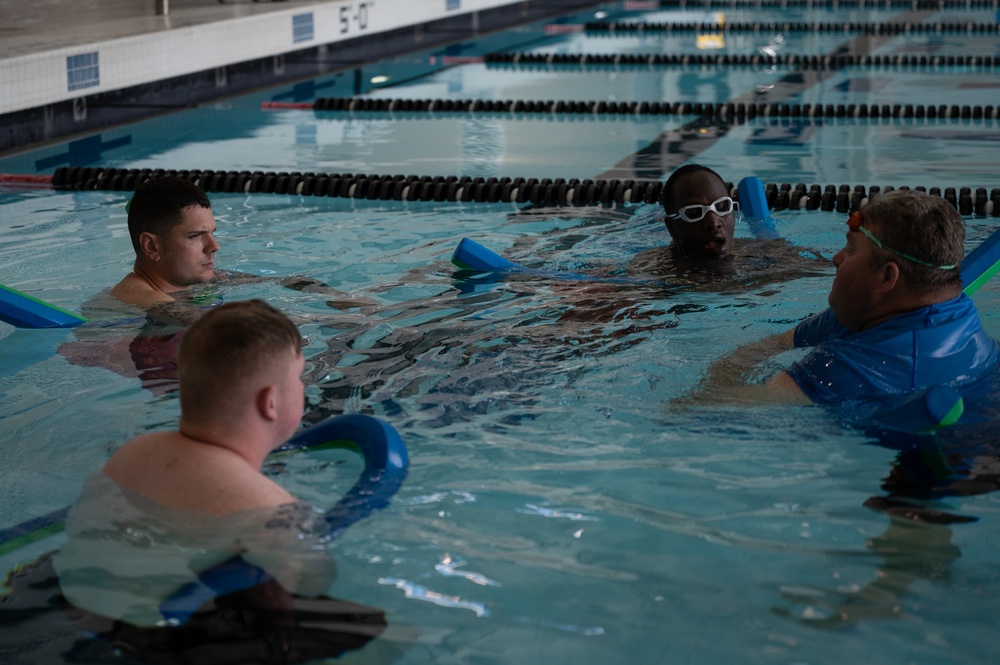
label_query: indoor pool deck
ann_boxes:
[0,0,599,154]
[1,0,339,116]
[0,0,315,60]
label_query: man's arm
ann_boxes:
[143,301,207,326]
[216,271,377,309]
[113,269,376,326]
[687,328,812,405]
[216,270,348,295]
[763,369,811,403]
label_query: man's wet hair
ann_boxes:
[178,299,302,424]
[126,177,212,253]
[863,190,965,292]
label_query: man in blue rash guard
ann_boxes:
[694,189,1000,405]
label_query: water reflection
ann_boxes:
[2,553,387,664]
[1,471,389,664]
[778,390,1000,627]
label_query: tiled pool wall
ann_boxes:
[0,0,602,154]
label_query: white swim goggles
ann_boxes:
[666,195,737,223]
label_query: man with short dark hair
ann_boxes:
[111,176,220,310]
[58,176,373,394]
[110,176,370,325]
[659,164,737,259]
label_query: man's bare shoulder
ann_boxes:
[109,275,210,326]
[102,431,181,479]
[103,432,295,515]
[110,273,175,308]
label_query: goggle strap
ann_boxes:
[849,211,957,271]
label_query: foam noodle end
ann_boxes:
[451,238,518,272]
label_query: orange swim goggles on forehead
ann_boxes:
[847,210,957,270]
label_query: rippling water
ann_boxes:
[2,187,998,664]
[4,1,1000,659]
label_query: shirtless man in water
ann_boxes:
[624,163,827,291]
[111,176,224,310]
[51,301,387,654]
[101,299,305,512]
[112,175,367,325]
[659,163,737,259]
[60,176,369,394]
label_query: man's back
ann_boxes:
[103,431,296,516]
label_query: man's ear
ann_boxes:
[138,232,162,262]
[664,217,677,238]
[257,385,279,422]
[875,260,900,295]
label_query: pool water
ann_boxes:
[2,2,1000,664]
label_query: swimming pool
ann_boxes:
[2,2,1000,663]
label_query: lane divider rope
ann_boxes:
[40,168,664,206]
[583,20,1000,34]
[654,0,1000,8]
[262,97,1000,120]
[480,51,1000,70]
[6,168,995,215]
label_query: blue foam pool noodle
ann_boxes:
[0,283,87,329]
[962,226,1000,295]
[737,176,778,240]
[159,414,408,624]
[452,237,520,272]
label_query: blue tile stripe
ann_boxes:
[66,52,100,92]
[292,13,314,43]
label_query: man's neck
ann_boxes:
[860,285,961,331]
[179,420,273,471]
[132,263,185,297]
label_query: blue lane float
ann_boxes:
[0,413,409,626]
[0,283,87,329]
